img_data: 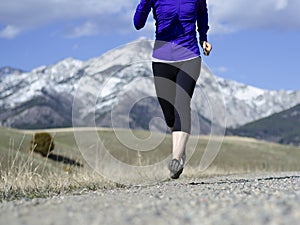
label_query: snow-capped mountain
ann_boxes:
[0,67,25,78]
[1,38,300,133]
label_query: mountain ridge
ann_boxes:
[227,104,300,146]
[1,38,300,134]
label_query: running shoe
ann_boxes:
[168,158,184,179]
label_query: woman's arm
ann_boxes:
[197,0,209,43]
[133,0,152,30]
[197,0,211,55]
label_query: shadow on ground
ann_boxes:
[48,153,83,167]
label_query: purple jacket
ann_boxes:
[134,0,209,61]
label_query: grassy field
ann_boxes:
[0,126,300,201]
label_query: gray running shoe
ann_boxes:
[168,158,184,179]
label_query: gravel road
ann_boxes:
[1,172,300,225]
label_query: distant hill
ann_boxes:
[227,104,300,146]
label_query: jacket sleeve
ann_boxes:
[133,0,152,30]
[197,0,209,42]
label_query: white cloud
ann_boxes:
[275,0,288,11]
[64,10,138,38]
[215,66,228,74]
[0,0,134,38]
[208,0,300,34]
[65,21,99,38]
[0,0,299,39]
[0,25,21,39]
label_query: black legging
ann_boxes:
[152,57,201,133]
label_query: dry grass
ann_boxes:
[1,126,300,201]
[0,129,118,202]
[0,155,117,202]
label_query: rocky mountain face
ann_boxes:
[1,38,300,134]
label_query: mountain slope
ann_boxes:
[1,38,300,133]
[227,104,300,146]
[0,66,25,76]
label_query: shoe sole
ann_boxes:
[170,167,183,179]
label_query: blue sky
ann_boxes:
[0,0,299,90]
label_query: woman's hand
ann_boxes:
[201,41,212,56]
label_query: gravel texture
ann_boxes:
[1,172,300,225]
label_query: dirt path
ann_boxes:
[1,172,300,225]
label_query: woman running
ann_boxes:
[134,0,212,179]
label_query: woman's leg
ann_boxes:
[170,57,201,178]
[152,62,178,130]
[152,58,201,179]
[173,57,201,133]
